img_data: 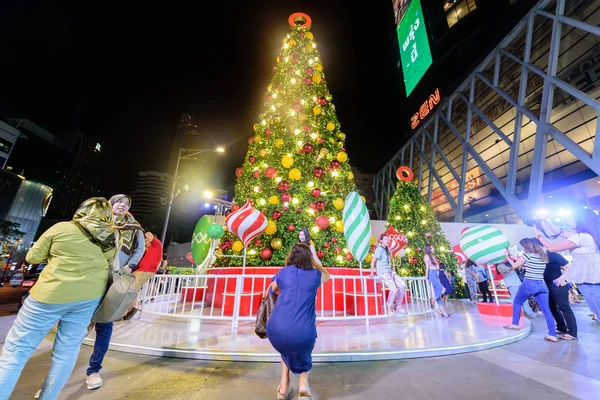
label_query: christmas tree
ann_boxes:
[216,13,358,267]
[385,178,466,297]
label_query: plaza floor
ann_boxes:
[1,301,599,400]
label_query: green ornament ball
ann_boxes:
[207,224,225,239]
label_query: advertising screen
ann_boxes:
[395,0,432,96]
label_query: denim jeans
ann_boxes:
[428,269,444,306]
[512,279,556,336]
[507,285,537,317]
[578,284,600,322]
[0,295,101,400]
[86,321,114,376]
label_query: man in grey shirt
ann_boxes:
[370,234,407,316]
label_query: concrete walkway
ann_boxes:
[1,302,599,400]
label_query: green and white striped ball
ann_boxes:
[460,225,509,265]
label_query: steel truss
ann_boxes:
[374,0,600,222]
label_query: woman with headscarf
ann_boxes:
[0,198,117,400]
[85,194,144,391]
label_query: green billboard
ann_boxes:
[397,0,432,96]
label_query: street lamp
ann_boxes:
[160,147,225,245]
[203,189,232,217]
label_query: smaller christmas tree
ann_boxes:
[385,178,466,297]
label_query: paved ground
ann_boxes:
[1,302,599,400]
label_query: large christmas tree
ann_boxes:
[216,13,358,267]
[385,178,465,296]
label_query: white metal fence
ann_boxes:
[136,273,434,327]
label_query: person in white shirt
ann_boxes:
[370,234,407,316]
[535,209,600,325]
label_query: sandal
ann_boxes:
[277,384,291,400]
[544,335,558,343]
[559,334,577,341]
[299,394,312,400]
[503,324,520,331]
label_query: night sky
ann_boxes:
[0,0,407,195]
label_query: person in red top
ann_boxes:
[123,232,163,320]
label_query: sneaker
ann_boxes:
[386,306,396,317]
[395,307,407,315]
[86,373,103,390]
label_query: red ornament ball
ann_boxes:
[296,208,302,214]
[302,143,314,154]
[309,202,316,210]
[324,243,330,248]
[318,138,325,144]
[265,166,277,178]
[289,67,295,74]
[304,78,312,85]
[416,247,421,252]
[330,160,340,170]
[335,247,341,253]
[303,125,311,132]
[265,129,272,137]
[253,238,262,247]
[293,103,302,113]
[318,97,327,106]
[272,210,282,220]
[315,200,325,210]
[313,167,324,178]
[305,67,314,74]
[331,237,337,243]
[409,257,418,264]
[235,167,243,177]
[278,181,290,191]
[260,247,273,260]
[311,188,321,197]
[317,250,325,259]
[248,156,256,164]
[315,215,329,230]
[281,192,291,203]
[253,169,261,178]
[345,253,353,261]
[288,224,295,232]
[248,137,254,144]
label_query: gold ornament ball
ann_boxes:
[312,74,322,84]
[337,151,348,162]
[305,44,314,53]
[232,241,244,252]
[333,197,344,210]
[299,113,307,121]
[347,171,354,180]
[313,106,321,115]
[269,195,279,205]
[281,155,294,168]
[289,168,302,181]
[326,122,335,131]
[306,32,314,40]
[338,132,346,140]
[315,63,323,72]
[365,253,373,263]
[328,138,335,144]
[361,195,367,203]
[275,138,284,148]
[370,236,376,245]
[253,123,259,132]
[276,57,280,63]
[319,148,329,157]
[271,238,283,250]
[215,248,223,257]
[254,135,262,143]
[265,220,277,235]
[335,220,344,232]
[259,149,268,157]
[289,39,297,46]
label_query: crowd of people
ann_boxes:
[0,194,164,400]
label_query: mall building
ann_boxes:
[375,0,600,224]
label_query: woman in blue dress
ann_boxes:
[438,262,454,302]
[267,243,330,400]
[424,244,450,318]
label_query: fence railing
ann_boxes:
[136,273,434,327]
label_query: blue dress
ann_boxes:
[266,266,322,374]
[439,266,454,295]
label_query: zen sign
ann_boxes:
[410,88,440,129]
[397,0,432,97]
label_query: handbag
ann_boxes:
[92,258,140,323]
[255,292,277,339]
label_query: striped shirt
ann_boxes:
[522,253,547,281]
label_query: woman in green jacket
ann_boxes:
[0,198,117,400]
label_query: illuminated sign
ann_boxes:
[397,0,432,96]
[95,143,101,152]
[410,88,440,129]
[431,166,485,207]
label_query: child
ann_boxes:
[449,271,456,296]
